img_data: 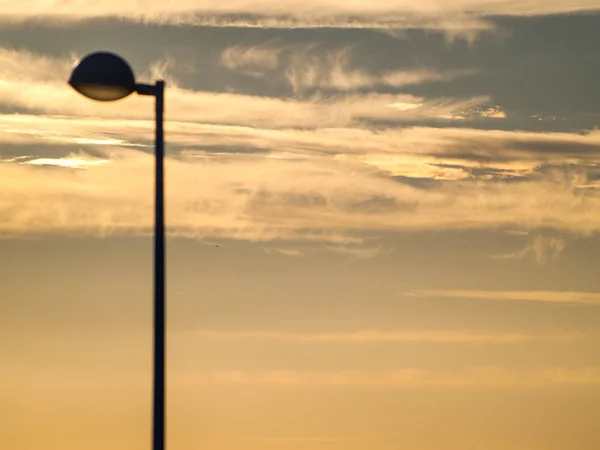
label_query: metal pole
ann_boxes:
[153,80,166,450]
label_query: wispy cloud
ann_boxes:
[325,245,395,260]
[2,1,598,33]
[284,46,475,94]
[222,43,476,93]
[15,154,110,169]
[17,365,600,389]
[2,131,600,240]
[0,47,488,127]
[1,83,488,129]
[405,290,600,305]
[264,248,306,257]
[190,329,575,343]
[198,435,375,445]
[221,41,285,77]
[263,244,393,259]
[493,235,568,264]
[1,45,600,241]
[181,366,600,387]
[260,436,373,443]
[4,114,598,167]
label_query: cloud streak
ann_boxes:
[2,1,599,25]
[492,235,568,264]
[405,290,600,305]
[0,2,594,50]
[191,329,575,343]
[222,43,476,93]
[3,114,599,166]
[1,45,600,242]
[0,47,488,128]
[2,126,600,241]
[13,366,600,389]
[182,366,600,387]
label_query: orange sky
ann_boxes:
[2,2,600,450]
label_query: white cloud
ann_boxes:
[24,156,109,169]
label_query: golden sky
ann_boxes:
[2,1,600,450]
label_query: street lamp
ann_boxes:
[69,51,167,450]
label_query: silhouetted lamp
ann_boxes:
[69,51,167,450]
[68,52,136,101]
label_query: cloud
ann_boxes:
[221,41,285,77]
[263,243,393,258]
[480,106,507,119]
[3,114,599,167]
[0,47,488,128]
[222,43,476,93]
[181,366,600,387]
[405,289,600,305]
[260,436,370,443]
[170,15,497,43]
[176,124,600,167]
[1,0,598,31]
[192,435,375,445]
[265,248,306,257]
[3,117,600,240]
[0,3,593,51]
[1,45,600,242]
[284,46,476,94]
[9,152,111,169]
[2,84,488,129]
[2,114,598,187]
[190,329,575,343]
[325,244,395,259]
[493,235,568,263]
[16,365,600,389]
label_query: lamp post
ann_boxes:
[69,52,167,450]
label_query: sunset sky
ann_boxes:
[2,2,600,450]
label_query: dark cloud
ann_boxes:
[392,176,445,188]
[424,136,600,163]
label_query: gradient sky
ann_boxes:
[2,2,600,450]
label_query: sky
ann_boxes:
[1,1,600,450]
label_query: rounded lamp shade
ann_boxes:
[69,52,137,101]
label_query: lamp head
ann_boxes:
[69,52,136,101]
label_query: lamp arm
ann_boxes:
[137,82,161,96]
